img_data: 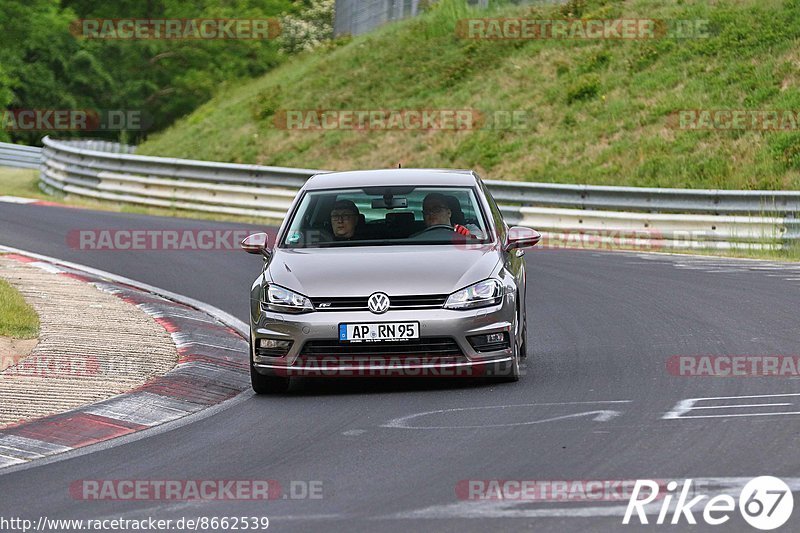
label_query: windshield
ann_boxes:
[280,186,491,248]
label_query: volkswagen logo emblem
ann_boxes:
[367,292,390,314]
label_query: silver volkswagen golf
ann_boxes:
[241,169,541,393]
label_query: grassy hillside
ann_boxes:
[138,0,800,190]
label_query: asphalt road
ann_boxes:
[1,202,800,532]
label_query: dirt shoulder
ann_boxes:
[0,256,177,427]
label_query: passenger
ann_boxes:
[421,193,471,236]
[329,200,361,241]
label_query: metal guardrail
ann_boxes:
[485,180,800,216]
[333,0,495,37]
[0,142,42,169]
[38,136,800,249]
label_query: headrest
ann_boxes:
[385,211,416,225]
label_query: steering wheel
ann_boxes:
[410,224,456,238]
[420,224,454,233]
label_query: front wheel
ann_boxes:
[519,308,528,360]
[491,310,521,383]
[250,340,290,394]
[491,351,520,383]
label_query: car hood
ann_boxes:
[267,245,501,297]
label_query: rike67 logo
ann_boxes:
[623,477,793,530]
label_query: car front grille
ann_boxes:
[310,294,447,311]
[297,337,465,365]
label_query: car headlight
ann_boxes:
[261,284,313,313]
[444,279,503,310]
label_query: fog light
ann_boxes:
[468,332,510,352]
[259,339,291,349]
[485,333,504,344]
[256,338,293,357]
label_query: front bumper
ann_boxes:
[251,300,515,378]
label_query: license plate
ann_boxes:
[339,322,419,342]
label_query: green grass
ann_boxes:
[0,167,43,199]
[664,244,800,262]
[0,277,38,339]
[137,0,800,190]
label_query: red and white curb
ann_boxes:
[0,251,250,469]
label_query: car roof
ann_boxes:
[302,169,478,190]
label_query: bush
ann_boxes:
[278,0,334,54]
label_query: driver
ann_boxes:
[422,193,471,236]
[329,199,361,241]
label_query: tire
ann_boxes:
[492,349,520,383]
[250,340,290,394]
[491,304,521,383]
[499,349,521,382]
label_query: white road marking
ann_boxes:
[672,411,800,419]
[258,515,342,521]
[0,454,26,467]
[342,429,366,436]
[89,502,340,523]
[391,501,628,519]
[663,393,800,420]
[689,403,793,410]
[382,401,630,429]
[632,253,800,281]
[386,477,800,520]
[0,196,38,204]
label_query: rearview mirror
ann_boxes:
[505,226,541,251]
[371,196,408,209]
[241,232,271,258]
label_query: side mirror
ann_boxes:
[505,226,541,251]
[241,232,271,258]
